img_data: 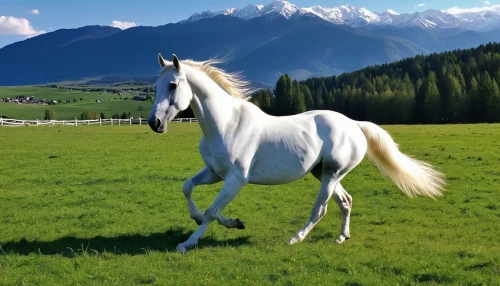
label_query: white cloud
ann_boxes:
[0,16,45,37]
[484,1,491,5]
[110,20,136,29]
[414,3,426,8]
[27,9,40,15]
[445,4,500,15]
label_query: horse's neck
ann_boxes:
[185,67,239,141]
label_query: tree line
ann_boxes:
[251,42,500,124]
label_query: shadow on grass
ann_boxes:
[0,228,251,257]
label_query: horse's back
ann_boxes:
[247,109,367,184]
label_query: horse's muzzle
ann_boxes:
[148,117,166,133]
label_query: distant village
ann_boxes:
[0,94,101,105]
[0,95,51,105]
[0,84,154,106]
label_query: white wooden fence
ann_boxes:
[0,118,198,127]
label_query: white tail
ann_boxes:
[357,121,445,198]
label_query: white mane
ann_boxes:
[161,58,254,100]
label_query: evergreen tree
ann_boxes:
[469,77,480,122]
[416,78,424,96]
[314,87,324,110]
[327,91,335,110]
[454,64,466,93]
[476,71,494,122]
[495,68,500,88]
[402,73,415,98]
[424,72,441,123]
[469,57,479,75]
[487,79,500,122]
[320,81,329,109]
[274,74,293,115]
[493,78,500,98]
[365,92,382,123]
[285,75,294,115]
[302,85,314,111]
[446,74,464,123]
[291,81,306,114]
[252,89,272,113]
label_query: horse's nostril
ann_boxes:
[155,119,162,130]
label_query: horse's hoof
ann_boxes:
[335,235,348,244]
[175,244,187,254]
[235,218,245,229]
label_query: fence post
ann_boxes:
[75,118,78,127]
[139,118,142,125]
[52,120,55,126]
[129,118,131,125]
[100,118,102,126]
[0,118,3,127]
[111,118,113,126]
[63,120,65,126]
[119,119,121,126]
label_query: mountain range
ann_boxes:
[185,0,500,32]
[1,0,500,86]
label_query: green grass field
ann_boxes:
[0,86,153,120]
[0,123,499,285]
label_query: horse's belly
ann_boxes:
[247,147,320,185]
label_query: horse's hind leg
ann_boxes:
[289,173,341,245]
[332,183,352,244]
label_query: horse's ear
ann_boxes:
[158,53,169,68]
[172,54,181,71]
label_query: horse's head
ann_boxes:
[148,54,193,133]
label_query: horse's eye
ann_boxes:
[169,83,177,90]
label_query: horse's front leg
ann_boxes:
[176,176,245,253]
[182,167,221,225]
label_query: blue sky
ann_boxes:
[0,0,495,48]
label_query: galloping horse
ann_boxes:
[148,54,445,253]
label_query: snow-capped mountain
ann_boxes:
[302,5,380,26]
[184,1,300,22]
[453,11,500,32]
[183,0,500,32]
[380,9,468,29]
[233,4,265,19]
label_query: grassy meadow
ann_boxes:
[0,86,153,120]
[0,123,499,285]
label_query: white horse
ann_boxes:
[148,54,445,253]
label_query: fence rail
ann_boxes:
[0,118,198,127]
